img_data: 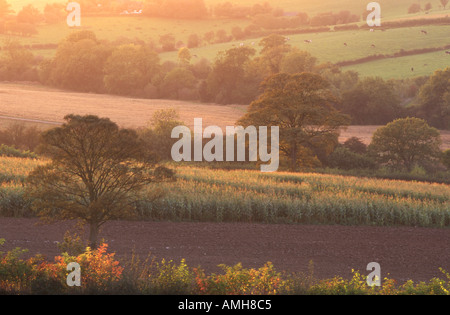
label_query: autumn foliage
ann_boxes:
[1,239,449,295]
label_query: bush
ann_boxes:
[0,145,37,159]
[443,149,450,170]
[194,262,287,295]
[55,244,124,293]
[1,242,449,295]
[149,259,193,294]
[328,146,376,170]
[0,124,41,151]
[343,137,367,154]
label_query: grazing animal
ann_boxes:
[421,30,428,35]
[446,51,450,55]
[411,67,414,72]
[371,44,376,48]
[304,39,312,43]
[344,43,347,46]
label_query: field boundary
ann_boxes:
[336,45,450,67]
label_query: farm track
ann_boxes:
[0,115,61,125]
[0,218,448,283]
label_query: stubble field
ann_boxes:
[1,82,449,149]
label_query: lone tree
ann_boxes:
[26,115,174,249]
[238,72,350,171]
[368,117,442,171]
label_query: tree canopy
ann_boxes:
[417,67,450,130]
[104,44,160,96]
[340,77,402,125]
[238,72,350,171]
[368,117,442,171]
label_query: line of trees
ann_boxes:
[1,30,449,130]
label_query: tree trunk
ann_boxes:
[89,223,99,250]
[289,143,297,172]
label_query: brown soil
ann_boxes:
[0,218,449,283]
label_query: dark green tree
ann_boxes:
[368,117,442,171]
[206,46,260,104]
[340,77,402,125]
[238,72,350,171]
[103,44,160,96]
[44,31,112,92]
[417,67,450,129]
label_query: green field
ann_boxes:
[3,0,450,80]
[160,24,450,79]
[1,157,449,227]
[342,49,450,79]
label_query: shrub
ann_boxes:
[57,230,86,256]
[443,149,450,170]
[343,137,367,154]
[150,259,193,294]
[328,146,376,170]
[0,144,37,159]
[1,241,449,295]
[54,243,124,293]
[194,262,287,295]
[0,124,41,151]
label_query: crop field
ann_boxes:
[144,166,450,227]
[1,157,449,227]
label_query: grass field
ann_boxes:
[342,49,450,79]
[160,24,450,77]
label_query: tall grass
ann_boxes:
[0,158,449,228]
